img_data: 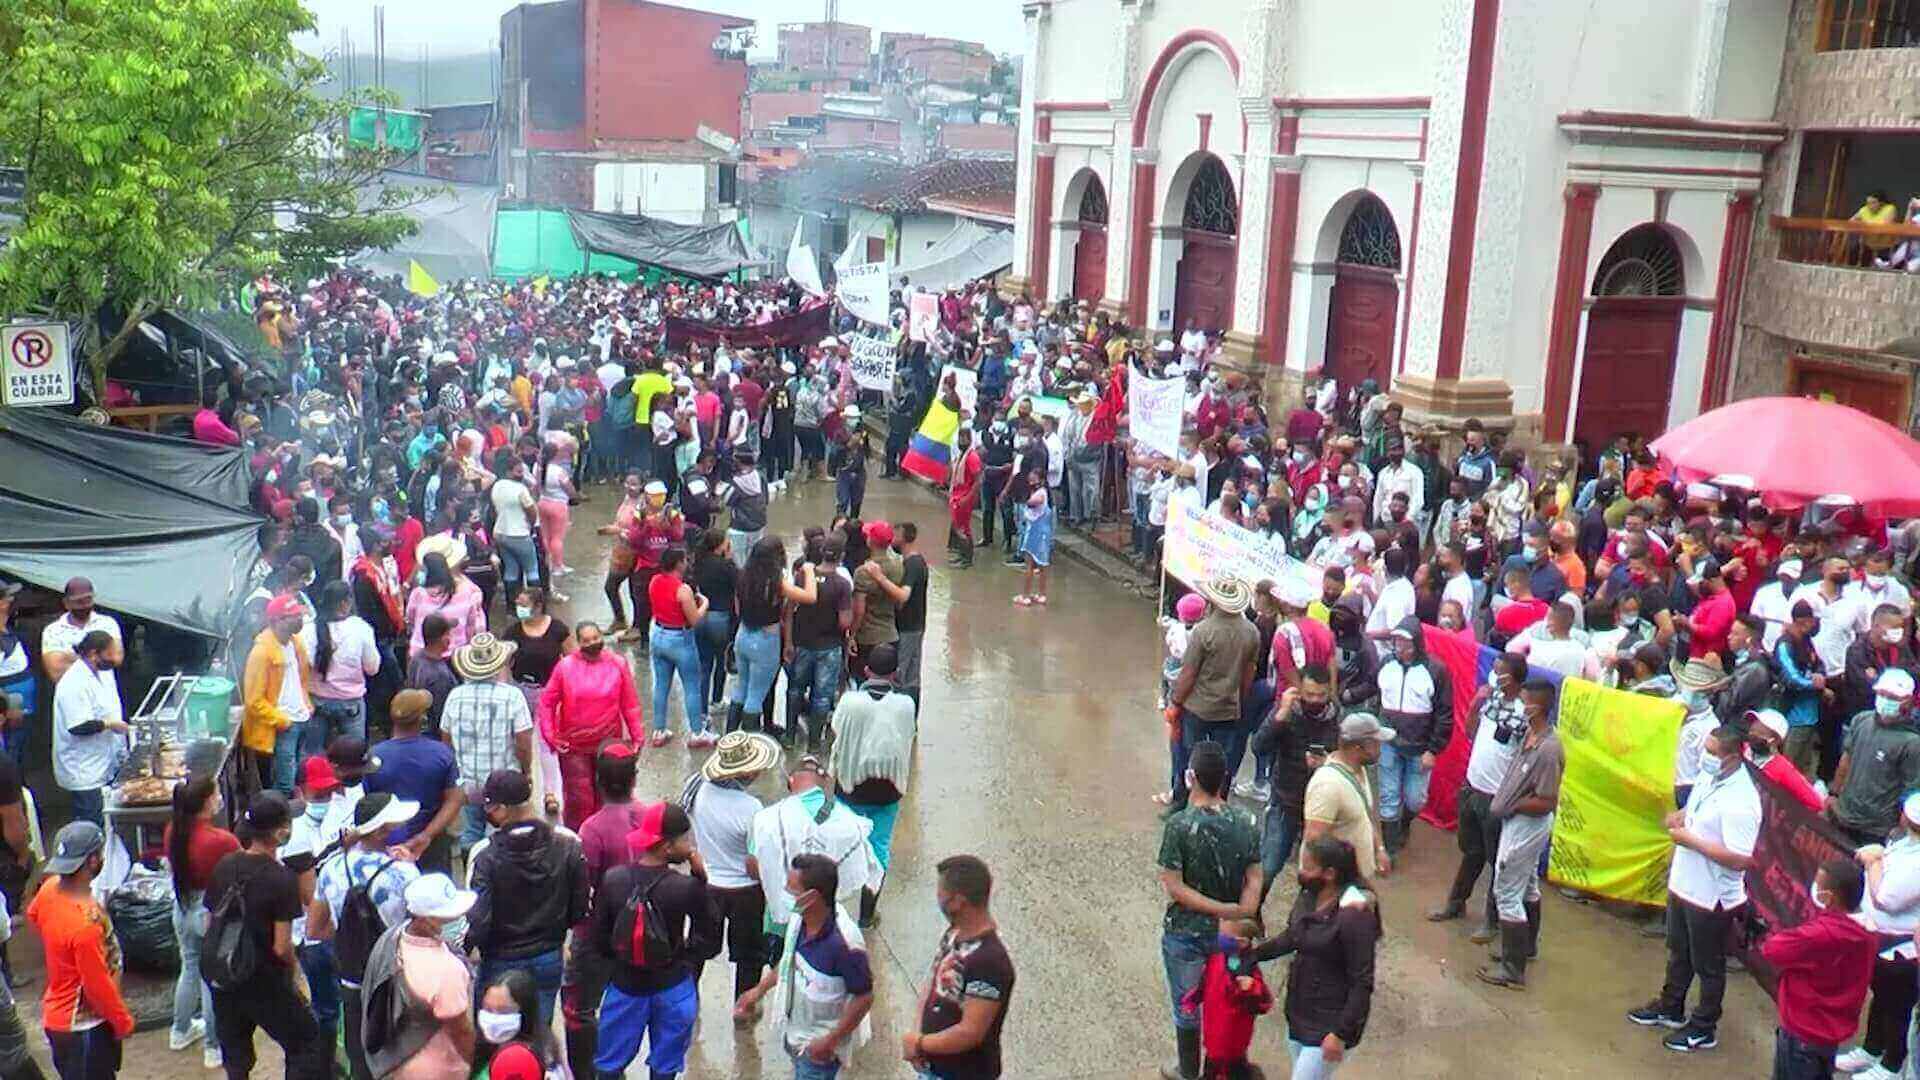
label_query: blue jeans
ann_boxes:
[595,975,697,1076]
[730,624,782,717]
[843,799,901,873]
[171,896,214,1041]
[790,1047,843,1080]
[457,802,489,851]
[1161,930,1216,1030]
[695,611,733,709]
[304,698,365,760]
[649,625,705,734]
[788,645,843,720]
[271,721,305,794]
[1377,740,1433,822]
[67,787,103,827]
[297,940,340,1044]
[1169,710,1234,808]
[497,534,541,588]
[1132,492,1152,555]
[479,948,563,1030]
[1261,804,1303,902]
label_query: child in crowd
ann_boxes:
[1159,592,1208,708]
[1014,471,1054,607]
[1181,916,1272,1079]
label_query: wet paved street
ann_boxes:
[99,470,1772,1078]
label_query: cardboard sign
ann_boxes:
[908,292,938,342]
[1128,363,1185,460]
[938,365,978,417]
[848,333,897,392]
[1,322,73,406]
[838,262,890,327]
[1163,501,1318,595]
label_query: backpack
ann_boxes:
[200,867,261,991]
[360,922,438,1077]
[332,856,397,983]
[610,872,677,970]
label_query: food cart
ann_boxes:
[102,673,244,859]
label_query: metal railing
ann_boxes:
[1771,215,1920,268]
[1819,0,1920,50]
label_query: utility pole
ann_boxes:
[823,0,839,80]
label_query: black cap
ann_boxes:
[327,734,372,776]
[482,769,532,807]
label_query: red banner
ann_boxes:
[662,302,831,350]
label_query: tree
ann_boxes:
[0,0,425,396]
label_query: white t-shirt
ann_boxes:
[52,660,124,791]
[1464,690,1525,796]
[277,642,311,726]
[1366,577,1417,638]
[1442,572,1476,616]
[1668,765,1761,911]
[1751,581,1793,652]
[490,478,535,539]
[690,781,763,889]
[41,612,122,688]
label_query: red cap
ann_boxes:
[486,1043,542,1080]
[626,801,669,855]
[299,755,340,795]
[863,520,895,548]
[265,594,305,621]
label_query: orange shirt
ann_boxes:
[25,884,134,1038]
[1553,551,1588,595]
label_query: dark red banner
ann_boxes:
[662,302,831,350]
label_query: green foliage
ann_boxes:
[0,0,426,384]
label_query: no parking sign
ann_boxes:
[1,322,73,406]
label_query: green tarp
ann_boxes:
[490,207,747,285]
[347,107,426,154]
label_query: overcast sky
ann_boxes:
[297,0,1026,59]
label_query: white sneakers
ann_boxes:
[168,1018,204,1051]
[1835,1048,1879,1073]
[1855,1066,1897,1080]
[204,1043,222,1070]
[688,732,717,749]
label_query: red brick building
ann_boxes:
[775,22,873,81]
[878,33,993,87]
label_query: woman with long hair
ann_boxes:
[690,528,739,724]
[310,580,378,758]
[730,536,816,735]
[595,470,645,633]
[646,547,710,748]
[536,432,578,578]
[1249,837,1382,1079]
[404,551,486,655]
[163,777,237,1069]
[475,968,561,1076]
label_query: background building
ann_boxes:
[776,21,875,82]
[498,0,750,221]
[1731,0,1920,430]
[1007,0,1799,452]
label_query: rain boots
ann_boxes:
[1160,1028,1202,1080]
[1381,816,1406,856]
[724,703,744,734]
[1489,900,1542,962]
[1477,921,1530,989]
[858,888,880,929]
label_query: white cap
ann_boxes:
[1746,709,1788,740]
[1905,791,1920,825]
[1777,558,1804,579]
[1877,668,1916,698]
[404,873,477,919]
[643,480,668,496]
[1155,340,1175,352]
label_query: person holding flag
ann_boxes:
[901,371,966,485]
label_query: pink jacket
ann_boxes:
[537,651,643,753]
[404,579,486,654]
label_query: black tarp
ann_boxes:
[564,208,759,280]
[0,408,261,639]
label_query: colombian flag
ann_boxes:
[1417,625,1566,832]
[900,399,961,484]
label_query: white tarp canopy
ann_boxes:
[891,218,1013,291]
[351,170,499,282]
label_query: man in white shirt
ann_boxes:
[1846,549,1913,628]
[1365,548,1418,640]
[685,732,777,1008]
[51,632,128,826]
[1628,726,1759,1052]
[1439,542,1478,619]
[1371,445,1425,527]
[1791,556,1859,677]
[39,578,122,689]
[749,756,880,933]
[1751,559,1801,652]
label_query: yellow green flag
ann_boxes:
[407,259,440,298]
[1546,678,1684,906]
[532,275,551,298]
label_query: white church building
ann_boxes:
[1004,0,1802,451]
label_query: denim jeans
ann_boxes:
[171,895,214,1042]
[271,721,306,794]
[457,802,489,851]
[1132,492,1152,555]
[1260,804,1303,904]
[67,787,103,827]
[1169,711,1234,809]
[790,1047,843,1080]
[1377,740,1433,822]
[297,940,340,1038]
[305,698,366,760]
[730,624,782,718]
[1161,930,1216,1030]
[1773,1029,1835,1080]
[649,625,705,734]
[497,534,542,589]
[728,529,764,571]
[788,645,844,720]
[696,611,733,709]
[1287,1037,1345,1078]
[479,947,563,1030]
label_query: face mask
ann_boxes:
[1681,690,1708,711]
[334,514,353,528]
[439,915,468,945]
[1888,629,1907,645]
[515,605,535,621]
[1522,547,1540,564]
[1868,574,1889,589]
[581,642,605,659]
[1808,881,1827,911]
[1620,614,1641,628]
[477,1009,521,1044]
[304,801,327,821]
[1877,696,1904,719]
[1292,449,1309,464]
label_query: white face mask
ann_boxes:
[1887,628,1906,645]
[1808,881,1827,911]
[477,1009,521,1044]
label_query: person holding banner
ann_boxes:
[1476,679,1563,991]
[1627,725,1760,1054]
[1761,858,1876,1080]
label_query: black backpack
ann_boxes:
[332,856,397,983]
[200,869,260,991]
[610,873,676,970]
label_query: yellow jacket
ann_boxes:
[241,629,311,755]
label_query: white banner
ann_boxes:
[838,262,890,326]
[1128,363,1185,461]
[908,292,938,342]
[833,229,866,276]
[786,219,825,297]
[1,322,73,407]
[849,334,897,392]
[1165,500,1320,595]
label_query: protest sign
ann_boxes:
[1744,764,1852,938]
[1546,678,1684,907]
[849,334,897,392]
[908,293,938,342]
[1128,364,1184,460]
[838,262,890,326]
[1164,501,1318,596]
[939,365,978,416]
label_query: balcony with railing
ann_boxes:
[1773,129,1920,272]
[1818,0,1920,50]
[1772,216,1920,269]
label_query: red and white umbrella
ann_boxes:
[1650,396,1920,517]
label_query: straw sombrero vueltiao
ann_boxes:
[702,732,781,782]
[1195,576,1252,616]
[453,633,518,681]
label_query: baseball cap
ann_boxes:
[863,520,895,548]
[299,755,340,795]
[266,594,305,620]
[1905,792,1920,826]
[0,580,21,601]
[482,769,532,808]
[404,873,478,920]
[328,734,374,776]
[488,1043,543,1080]
[352,792,420,832]
[1339,712,1397,744]
[1746,709,1788,740]
[44,821,105,875]
[1877,668,1916,699]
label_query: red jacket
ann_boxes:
[1181,943,1273,1070]
[1759,909,1876,1046]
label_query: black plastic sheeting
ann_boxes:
[564,208,760,280]
[0,408,261,639]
